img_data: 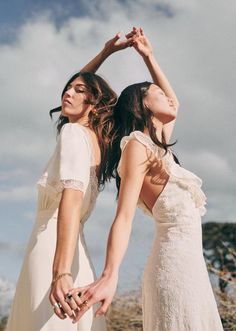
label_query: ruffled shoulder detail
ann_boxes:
[164,156,207,216]
[119,131,207,217]
[120,131,167,159]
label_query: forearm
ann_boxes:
[52,191,83,277]
[102,216,133,277]
[80,48,111,73]
[143,53,180,108]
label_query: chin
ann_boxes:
[61,109,74,117]
[157,113,176,124]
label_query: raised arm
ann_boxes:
[128,27,180,143]
[70,140,152,323]
[80,32,133,73]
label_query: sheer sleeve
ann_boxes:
[59,123,91,193]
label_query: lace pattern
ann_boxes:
[119,131,207,217]
[120,131,223,330]
[37,176,85,192]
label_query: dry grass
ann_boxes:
[1,267,235,331]
[106,285,236,331]
[106,290,143,331]
[1,287,235,331]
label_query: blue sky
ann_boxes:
[0,0,87,42]
[0,0,236,312]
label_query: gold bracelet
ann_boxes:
[51,272,73,286]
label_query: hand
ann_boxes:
[126,27,153,58]
[69,273,118,324]
[103,32,134,56]
[49,274,83,320]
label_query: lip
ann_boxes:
[63,99,72,105]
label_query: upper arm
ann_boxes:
[115,140,152,222]
[59,187,84,218]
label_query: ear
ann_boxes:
[90,108,98,116]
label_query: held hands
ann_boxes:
[126,26,153,58]
[50,27,152,324]
[68,273,118,323]
[103,31,134,55]
[49,273,83,320]
[103,27,153,58]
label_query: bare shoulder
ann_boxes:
[121,139,156,174]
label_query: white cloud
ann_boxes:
[0,0,235,220]
[0,185,36,201]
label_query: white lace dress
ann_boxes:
[118,131,224,331]
[6,123,107,331]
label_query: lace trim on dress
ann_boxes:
[119,131,207,217]
[120,131,167,160]
[37,175,85,194]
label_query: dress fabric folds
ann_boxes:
[6,123,107,331]
[118,131,224,331]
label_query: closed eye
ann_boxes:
[74,87,86,93]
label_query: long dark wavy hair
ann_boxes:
[108,81,180,193]
[49,71,117,190]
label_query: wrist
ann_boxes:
[53,265,72,278]
[142,51,154,61]
[53,269,71,278]
[102,268,119,279]
[51,272,73,287]
[101,47,113,59]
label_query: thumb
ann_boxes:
[95,300,110,318]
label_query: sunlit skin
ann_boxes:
[144,84,176,123]
[49,26,180,324]
[49,31,133,322]
[65,27,180,324]
[61,77,95,125]
[143,83,177,141]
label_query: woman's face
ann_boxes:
[61,76,93,120]
[143,84,176,124]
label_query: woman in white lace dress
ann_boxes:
[5,34,133,331]
[69,27,224,330]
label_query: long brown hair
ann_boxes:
[108,81,180,193]
[49,72,117,190]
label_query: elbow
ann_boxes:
[114,212,134,226]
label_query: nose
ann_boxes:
[65,87,74,98]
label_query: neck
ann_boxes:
[144,118,164,142]
[68,114,89,127]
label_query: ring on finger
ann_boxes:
[82,300,89,307]
[52,302,62,309]
[65,293,73,302]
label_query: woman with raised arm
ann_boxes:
[70,27,224,330]
[5,33,132,331]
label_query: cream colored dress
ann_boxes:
[118,131,224,331]
[6,123,107,331]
